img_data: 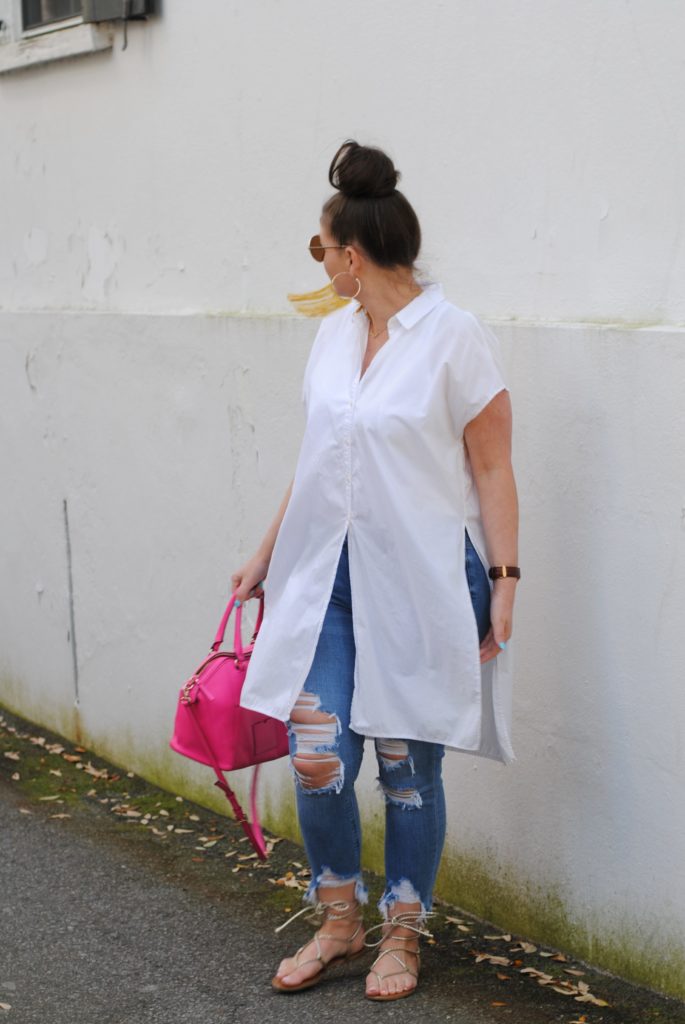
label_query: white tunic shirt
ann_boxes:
[240,282,516,764]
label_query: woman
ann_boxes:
[232,140,519,1001]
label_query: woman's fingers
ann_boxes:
[479,622,512,664]
[231,573,265,602]
[480,630,499,664]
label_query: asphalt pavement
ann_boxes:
[2,707,684,1024]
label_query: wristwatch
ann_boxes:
[488,566,521,580]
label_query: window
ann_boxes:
[21,0,82,30]
[0,0,154,74]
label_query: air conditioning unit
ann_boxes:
[81,0,155,21]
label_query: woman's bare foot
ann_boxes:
[364,904,430,1001]
[365,921,420,999]
[272,898,365,991]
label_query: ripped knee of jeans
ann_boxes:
[377,779,423,809]
[375,738,421,809]
[289,690,344,794]
[375,738,415,774]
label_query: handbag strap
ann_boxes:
[183,699,268,860]
[211,591,265,659]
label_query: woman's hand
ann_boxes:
[479,580,517,664]
[231,551,270,603]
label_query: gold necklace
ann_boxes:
[364,310,387,339]
[362,283,422,339]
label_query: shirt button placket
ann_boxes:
[346,380,358,524]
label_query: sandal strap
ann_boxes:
[369,946,419,978]
[364,909,436,948]
[275,898,362,935]
[292,919,364,970]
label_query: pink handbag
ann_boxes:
[169,591,289,859]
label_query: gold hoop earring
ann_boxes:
[331,271,361,300]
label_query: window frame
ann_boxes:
[20,0,84,35]
[0,0,112,74]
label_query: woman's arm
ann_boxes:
[463,390,519,664]
[231,478,294,601]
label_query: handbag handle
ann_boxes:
[210,590,264,660]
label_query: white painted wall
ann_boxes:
[1,0,684,324]
[1,0,684,998]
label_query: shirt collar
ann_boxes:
[353,281,444,331]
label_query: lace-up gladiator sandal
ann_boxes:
[271,898,366,993]
[363,911,436,1002]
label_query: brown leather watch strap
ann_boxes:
[488,566,521,580]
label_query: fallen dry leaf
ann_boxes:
[485,934,511,941]
[62,754,81,763]
[552,985,576,996]
[491,1002,507,1007]
[512,941,537,953]
[49,769,62,777]
[174,828,194,834]
[3,751,20,761]
[277,876,307,889]
[50,814,71,819]
[11,772,20,781]
[575,994,610,1006]
[474,954,512,967]
[564,968,586,977]
[496,973,510,981]
[520,968,552,980]
[18,808,32,814]
[0,1002,12,1011]
[38,796,60,802]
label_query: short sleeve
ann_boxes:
[446,312,508,436]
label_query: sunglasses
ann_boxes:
[308,234,349,263]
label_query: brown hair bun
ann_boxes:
[329,140,399,199]
[322,139,421,269]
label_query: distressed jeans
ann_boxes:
[287,530,491,921]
